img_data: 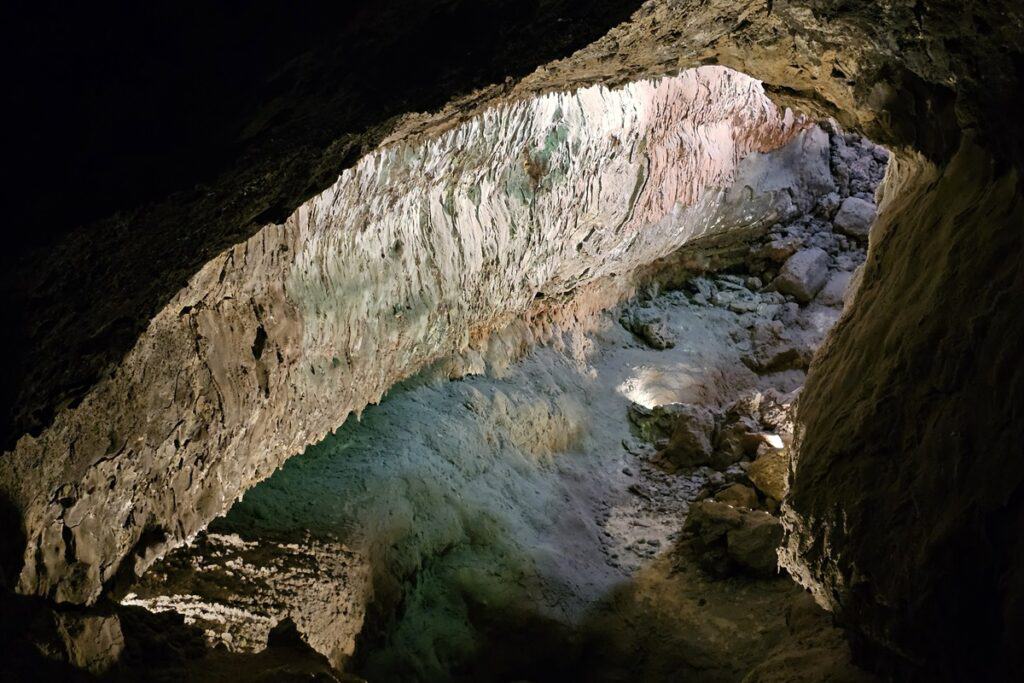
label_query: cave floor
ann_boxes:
[116,124,889,682]
[125,269,870,682]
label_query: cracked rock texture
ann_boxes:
[150,136,870,680]
[123,532,369,670]
[1,66,816,605]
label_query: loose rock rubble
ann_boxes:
[611,122,885,582]
[684,500,785,577]
[110,121,884,680]
[619,307,677,350]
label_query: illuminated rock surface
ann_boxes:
[2,67,813,605]
[2,0,1022,679]
[122,126,874,679]
[123,533,369,670]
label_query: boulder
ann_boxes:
[685,500,744,543]
[662,404,717,467]
[713,418,763,467]
[715,483,758,509]
[752,235,802,264]
[620,308,676,349]
[832,196,876,241]
[748,444,790,502]
[629,402,708,444]
[713,392,797,468]
[684,500,743,575]
[773,248,830,303]
[816,270,854,307]
[726,511,784,576]
[684,501,784,577]
[742,320,812,373]
[29,610,126,676]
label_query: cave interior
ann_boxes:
[2,1,1022,682]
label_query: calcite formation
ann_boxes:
[1,66,817,604]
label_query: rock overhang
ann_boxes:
[1,66,819,606]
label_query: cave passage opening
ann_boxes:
[111,67,891,682]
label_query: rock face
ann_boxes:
[6,0,1024,678]
[0,67,812,605]
[40,611,124,675]
[782,140,1024,681]
[123,532,369,670]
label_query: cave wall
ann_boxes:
[1,67,814,605]
[782,133,1024,681]
[488,1,1024,676]
[1,0,649,454]
[4,0,1024,678]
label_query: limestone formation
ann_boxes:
[45,611,124,675]
[0,67,812,605]
[123,532,369,670]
